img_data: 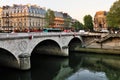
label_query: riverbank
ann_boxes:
[75,48,120,55]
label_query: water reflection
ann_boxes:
[0,53,119,80]
[31,54,70,80]
[68,52,120,80]
[0,68,31,80]
[66,69,108,80]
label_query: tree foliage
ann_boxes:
[64,18,71,28]
[83,15,93,31]
[45,9,55,27]
[106,0,120,28]
[72,21,84,31]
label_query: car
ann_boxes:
[79,30,85,32]
[100,30,109,33]
[79,30,85,33]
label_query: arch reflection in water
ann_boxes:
[0,69,31,80]
[31,54,70,80]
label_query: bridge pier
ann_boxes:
[62,46,69,56]
[18,53,31,70]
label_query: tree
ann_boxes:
[64,18,71,29]
[83,15,93,31]
[106,0,120,29]
[72,21,84,31]
[45,9,55,28]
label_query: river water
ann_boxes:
[0,52,120,80]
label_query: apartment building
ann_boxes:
[1,4,46,32]
[53,11,72,30]
[0,7,2,30]
[53,11,64,29]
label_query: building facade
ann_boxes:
[94,11,108,31]
[53,11,64,29]
[0,4,74,32]
[63,13,72,29]
[1,4,46,32]
[0,7,2,30]
[53,11,72,30]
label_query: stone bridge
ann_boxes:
[0,32,106,70]
[0,32,85,70]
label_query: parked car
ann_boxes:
[100,30,109,33]
[79,30,85,32]
[79,30,85,33]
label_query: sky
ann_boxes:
[0,0,116,23]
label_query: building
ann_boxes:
[0,7,2,31]
[53,11,72,30]
[1,4,46,32]
[1,4,74,32]
[63,13,72,29]
[53,11,64,29]
[94,11,108,32]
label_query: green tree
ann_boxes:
[106,0,120,29]
[64,18,71,29]
[83,15,93,31]
[45,9,55,27]
[72,21,84,31]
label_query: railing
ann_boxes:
[0,32,78,39]
[96,33,120,43]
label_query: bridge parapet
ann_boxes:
[0,32,77,38]
[0,32,108,39]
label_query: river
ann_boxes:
[0,52,120,80]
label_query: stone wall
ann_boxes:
[86,37,120,50]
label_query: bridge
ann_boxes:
[0,32,87,70]
[0,32,110,70]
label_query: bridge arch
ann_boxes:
[31,39,62,56]
[68,37,83,51]
[0,48,19,69]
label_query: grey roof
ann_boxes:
[54,11,63,18]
